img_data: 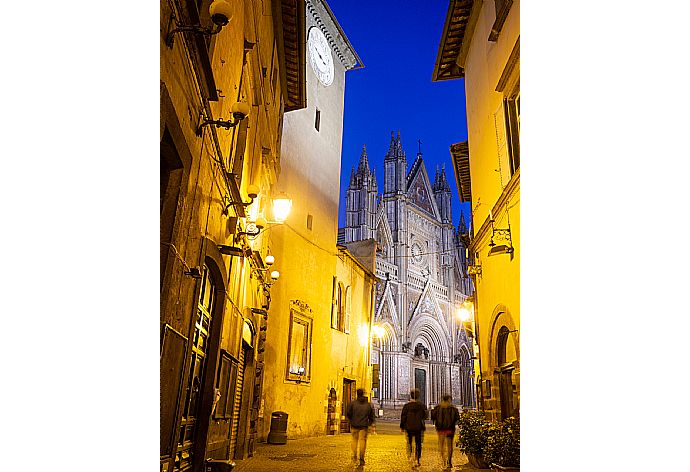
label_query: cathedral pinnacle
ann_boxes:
[385,131,396,158]
[459,210,468,234]
[357,144,371,176]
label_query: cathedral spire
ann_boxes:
[357,144,371,176]
[459,211,468,234]
[385,131,396,158]
[349,165,356,186]
[440,164,450,191]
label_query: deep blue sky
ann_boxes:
[328,0,470,229]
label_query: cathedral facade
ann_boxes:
[342,132,476,412]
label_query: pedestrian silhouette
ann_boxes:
[346,388,376,466]
[400,389,427,468]
[430,394,460,469]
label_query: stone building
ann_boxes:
[342,133,476,413]
[433,0,520,422]
[259,0,376,440]
[159,0,307,470]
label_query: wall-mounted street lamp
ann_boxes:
[457,300,473,322]
[166,0,234,46]
[231,192,293,239]
[237,216,267,237]
[371,325,386,340]
[248,250,280,284]
[271,192,293,223]
[197,101,251,135]
[457,298,475,337]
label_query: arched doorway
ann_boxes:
[496,326,516,420]
[327,388,338,435]
[457,346,474,409]
[176,264,218,471]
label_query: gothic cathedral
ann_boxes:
[342,131,476,412]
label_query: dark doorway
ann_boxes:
[341,379,355,432]
[414,368,426,406]
[497,326,515,420]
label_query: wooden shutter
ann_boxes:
[160,325,188,456]
[330,277,338,329]
[229,346,246,456]
[344,286,351,334]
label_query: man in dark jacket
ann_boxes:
[431,394,461,469]
[400,389,427,467]
[346,388,375,466]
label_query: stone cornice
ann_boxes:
[495,36,520,93]
[306,0,363,71]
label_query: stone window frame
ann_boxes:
[286,301,313,383]
[495,37,520,181]
[331,280,351,333]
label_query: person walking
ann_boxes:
[346,388,376,466]
[431,394,461,469]
[400,389,428,468]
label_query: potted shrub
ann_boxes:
[484,417,520,470]
[457,410,491,469]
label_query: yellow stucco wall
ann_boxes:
[160,0,293,464]
[461,0,520,419]
[261,21,372,436]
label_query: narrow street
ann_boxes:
[233,420,483,472]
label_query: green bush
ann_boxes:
[483,417,520,468]
[457,410,491,456]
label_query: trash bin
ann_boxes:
[267,411,288,444]
[205,459,235,472]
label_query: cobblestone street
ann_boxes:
[233,421,486,472]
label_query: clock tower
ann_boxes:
[262,0,364,440]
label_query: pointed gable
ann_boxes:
[406,155,440,218]
[409,278,449,335]
[375,206,394,257]
[375,281,400,329]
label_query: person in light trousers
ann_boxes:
[346,388,376,466]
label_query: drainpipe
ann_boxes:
[470,271,483,412]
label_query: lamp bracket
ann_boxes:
[198,117,242,136]
[166,23,222,47]
[236,221,262,238]
[184,267,202,279]
[222,195,254,216]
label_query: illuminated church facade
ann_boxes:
[341,132,476,411]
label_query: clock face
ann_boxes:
[308,27,334,86]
